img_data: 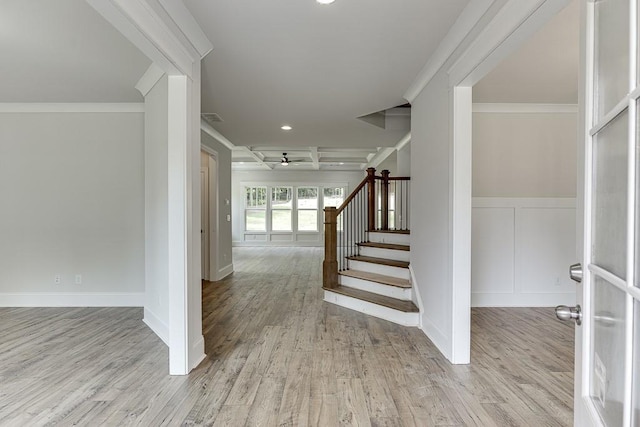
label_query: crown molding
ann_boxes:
[136,63,166,96]
[200,119,236,150]
[472,103,578,113]
[87,0,213,77]
[447,0,570,87]
[0,103,144,113]
[404,0,495,102]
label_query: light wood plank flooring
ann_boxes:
[0,247,574,426]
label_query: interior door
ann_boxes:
[574,0,640,425]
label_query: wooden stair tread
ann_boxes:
[371,229,410,234]
[323,285,419,313]
[358,242,410,251]
[339,270,411,288]
[347,255,409,269]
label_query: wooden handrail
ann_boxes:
[374,176,410,181]
[336,176,368,215]
[323,167,412,289]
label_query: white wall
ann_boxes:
[0,112,145,306]
[473,112,577,197]
[232,170,364,246]
[411,70,454,356]
[471,112,577,307]
[143,75,169,343]
[201,131,234,279]
[377,151,397,175]
[397,143,411,177]
[409,0,573,363]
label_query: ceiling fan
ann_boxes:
[279,153,307,166]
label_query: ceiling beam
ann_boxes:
[309,147,320,170]
[245,147,273,170]
[365,147,396,170]
[201,120,235,150]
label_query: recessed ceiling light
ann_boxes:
[281,125,292,131]
[339,162,344,165]
[239,162,244,164]
[316,0,335,4]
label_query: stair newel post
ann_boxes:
[381,169,390,231]
[366,167,376,231]
[323,207,338,289]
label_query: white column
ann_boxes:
[167,75,189,375]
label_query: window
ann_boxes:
[323,187,344,208]
[243,184,346,233]
[271,187,292,231]
[245,186,267,231]
[297,187,318,231]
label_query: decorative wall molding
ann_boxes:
[136,63,166,97]
[404,0,495,101]
[471,197,577,308]
[87,0,213,77]
[0,292,144,307]
[0,103,144,113]
[448,0,571,86]
[201,120,236,150]
[473,103,578,114]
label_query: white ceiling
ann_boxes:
[184,0,469,149]
[0,0,150,103]
[473,0,579,104]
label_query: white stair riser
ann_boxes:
[339,276,412,300]
[368,232,410,245]
[324,291,419,327]
[359,246,409,262]
[347,260,410,279]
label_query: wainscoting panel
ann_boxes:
[471,198,577,307]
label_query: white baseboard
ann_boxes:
[232,241,323,247]
[420,314,451,362]
[471,292,576,307]
[143,307,169,345]
[0,292,144,307]
[408,265,423,328]
[190,335,206,370]
[215,263,234,281]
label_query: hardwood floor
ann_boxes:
[0,247,574,426]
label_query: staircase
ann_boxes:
[322,168,418,326]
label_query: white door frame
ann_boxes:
[201,145,219,281]
[88,0,212,375]
[447,0,572,363]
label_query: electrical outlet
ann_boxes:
[54,275,61,285]
[75,274,82,285]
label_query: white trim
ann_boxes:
[323,290,419,327]
[408,266,424,327]
[472,103,578,114]
[143,307,169,345]
[87,0,212,77]
[167,75,189,375]
[0,292,144,307]
[216,263,234,281]
[448,0,571,87]
[473,197,576,208]
[395,132,411,151]
[366,147,396,169]
[450,86,472,365]
[404,0,495,102]
[471,292,575,307]
[200,143,218,157]
[189,336,206,370]
[136,63,166,97]
[420,315,451,360]
[156,0,213,58]
[0,103,144,113]
[201,120,235,150]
